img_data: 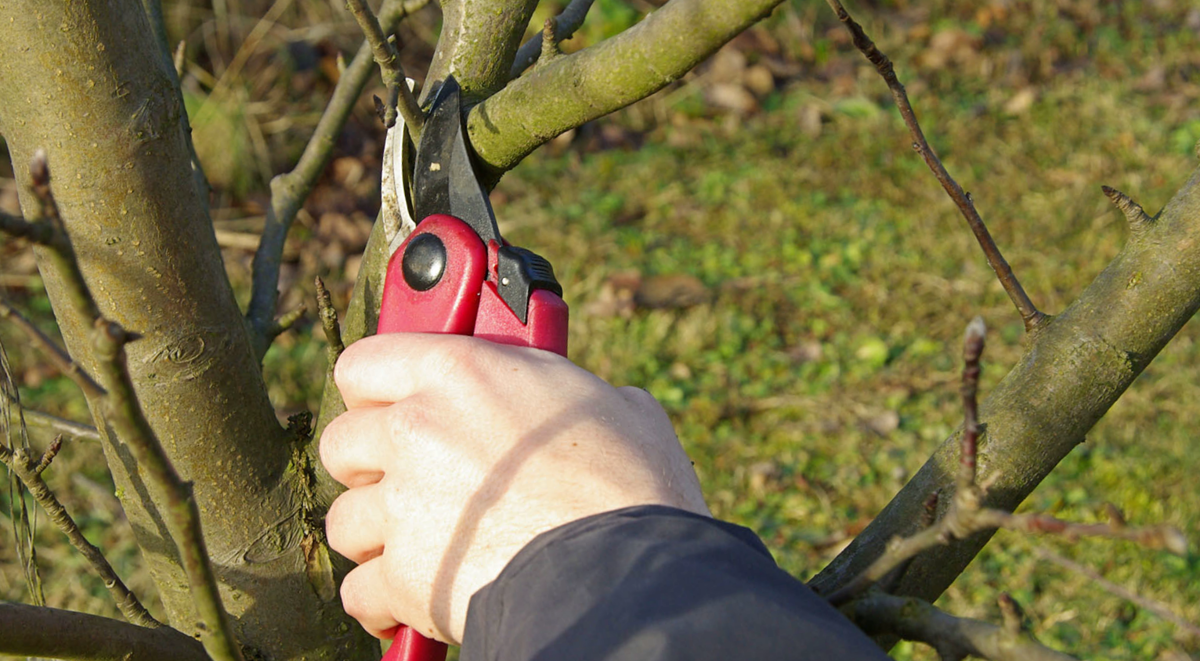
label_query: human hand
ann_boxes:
[321,333,709,645]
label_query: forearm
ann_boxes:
[461,506,890,661]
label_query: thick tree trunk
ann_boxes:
[0,2,374,658]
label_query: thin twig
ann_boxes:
[245,0,430,353]
[0,298,105,399]
[267,304,307,341]
[90,320,244,661]
[1,444,162,627]
[825,0,1045,332]
[24,152,102,330]
[19,408,100,443]
[1034,546,1200,640]
[845,591,1078,661]
[826,319,1186,606]
[510,0,595,78]
[345,0,424,137]
[315,277,345,366]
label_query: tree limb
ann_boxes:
[0,601,208,661]
[824,0,1045,332]
[345,0,424,138]
[246,0,430,356]
[466,0,786,176]
[2,443,162,628]
[844,592,1078,661]
[509,0,595,79]
[423,0,539,104]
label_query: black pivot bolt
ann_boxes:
[402,232,447,291]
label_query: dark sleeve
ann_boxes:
[459,505,890,661]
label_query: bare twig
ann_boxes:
[1034,546,1200,640]
[959,317,985,490]
[315,277,345,366]
[2,443,161,627]
[826,319,1187,606]
[267,304,307,341]
[509,0,595,78]
[90,320,244,661]
[24,152,102,329]
[844,591,1078,661]
[825,0,1045,332]
[0,602,207,661]
[245,0,430,354]
[17,407,100,443]
[345,0,424,137]
[0,297,105,399]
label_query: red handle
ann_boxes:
[374,215,569,661]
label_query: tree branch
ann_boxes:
[315,276,345,367]
[2,443,161,628]
[246,0,430,356]
[825,319,1187,607]
[824,0,1045,332]
[20,408,100,443]
[424,0,539,104]
[844,592,1078,661]
[509,0,595,79]
[90,319,244,661]
[466,0,785,176]
[345,0,424,138]
[0,297,105,399]
[0,601,208,661]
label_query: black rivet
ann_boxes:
[402,233,447,291]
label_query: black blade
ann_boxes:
[412,76,501,244]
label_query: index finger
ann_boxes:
[335,333,499,409]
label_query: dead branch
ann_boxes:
[824,0,1045,332]
[246,0,431,356]
[0,601,207,661]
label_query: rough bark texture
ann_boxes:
[0,1,374,658]
[811,167,1200,606]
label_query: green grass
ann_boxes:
[5,0,1200,659]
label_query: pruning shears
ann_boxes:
[375,76,569,661]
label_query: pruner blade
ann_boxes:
[411,76,501,245]
[382,79,419,257]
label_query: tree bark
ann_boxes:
[0,1,374,658]
[811,167,1200,609]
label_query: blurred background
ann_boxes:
[2,1,1200,658]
